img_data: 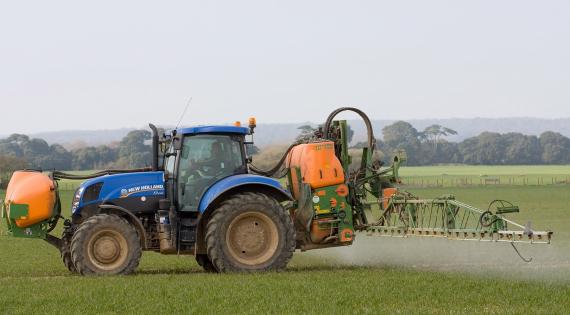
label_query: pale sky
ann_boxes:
[1,0,569,135]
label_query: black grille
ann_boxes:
[83,182,103,202]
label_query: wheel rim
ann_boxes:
[226,211,279,266]
[87,229,128,271]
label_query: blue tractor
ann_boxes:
[4,108,381,275]
[59,120,297,274]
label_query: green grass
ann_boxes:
[400,165,570,177]
[2,183,570,313]
[1,265,569,314]
[399,165,570,187]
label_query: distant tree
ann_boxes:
[433,141,462,164]
[502,133,541,164]
[72,147,97,170]
[0,134,73,170]
[43,144,73,170]
[0,142,21,158]
[71,145,119,170]
[116,130,151,168]
[420,124,458,150]
[0,155,28,188]
[66,140,88,151]
[5,134,30,148]
[382,121,421,165]
[382,121,420,148]
[296,125,317,141]
[539,131,570,164]
[96,145,119,166]
[459,132,505,164]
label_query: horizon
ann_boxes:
[1,115,570,137]
[2,116,570,150]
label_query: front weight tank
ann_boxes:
[3,170,57,229]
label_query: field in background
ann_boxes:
[400,165,570,187]
[1,166,570,314]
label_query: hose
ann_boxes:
[249,107,376,178]
[510,242,533,263]
[52,167,152,180]
[322,107,376,151]
[249,143,299,177]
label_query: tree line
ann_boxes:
[0,130,153,186]
[1,121,570,184]
[361,121,570,166]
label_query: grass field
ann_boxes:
[400,165,570,176]
[399,165,570,187]
[1,167,570,314]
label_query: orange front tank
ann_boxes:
[286,141,345,198]
[5,171,56,228]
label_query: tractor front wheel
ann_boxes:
[60,230,77,273]
[205,193,295,272]
[195,254,217,272]
[71,214,141,276]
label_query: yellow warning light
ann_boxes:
[248,117,256,127]
[234,121,242,127]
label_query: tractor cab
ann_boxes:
[164,126,251,212]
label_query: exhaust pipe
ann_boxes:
[149,123,159,171]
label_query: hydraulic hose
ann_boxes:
[322,107,376,151]
[249,143,299,177]
[52,167,152,180]
[249,107,376,178]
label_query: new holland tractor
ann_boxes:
[1,107,552,275]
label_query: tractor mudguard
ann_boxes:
[197,174,292,213]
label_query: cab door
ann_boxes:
[176,134,246,211]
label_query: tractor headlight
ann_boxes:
[71,187,84,213]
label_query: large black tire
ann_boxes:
[71,214,141,276]
[61,231,77,273]
[205,192,295,272]
[195,254,217,273]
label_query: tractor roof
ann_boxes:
[176,125,250,136]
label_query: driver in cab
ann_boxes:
[190,141,227,177]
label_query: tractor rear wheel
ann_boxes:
[205,192,295,272]
[71,214,141,276]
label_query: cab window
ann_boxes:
[177,134,245,211]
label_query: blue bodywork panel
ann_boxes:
[177,126,250,136]
[73,172,165,215]
[72,172,290,215]
[197,174,291,213]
